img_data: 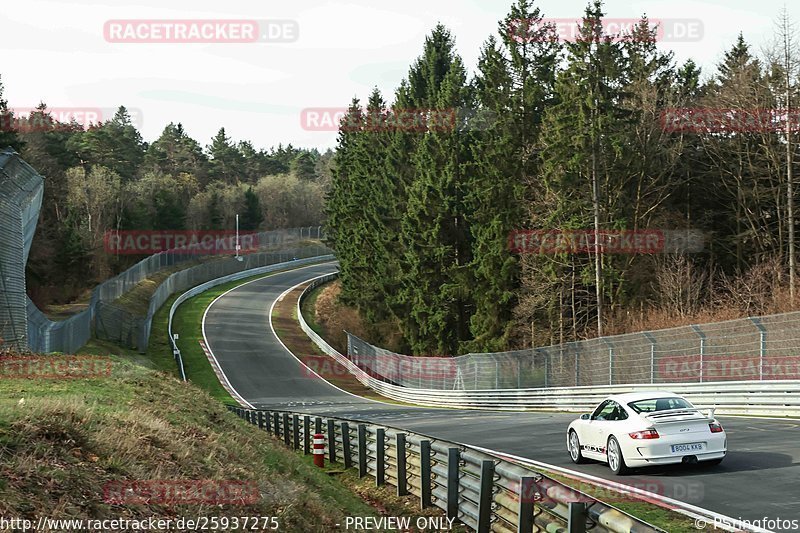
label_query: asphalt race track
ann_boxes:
[202,262,800,529]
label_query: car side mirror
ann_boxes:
[580,414,591,420]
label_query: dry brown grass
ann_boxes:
[0,356,378,527]
[313,281,369,354]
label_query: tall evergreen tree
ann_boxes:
[67,106,145,181]
[399,25,473,354]
[207,128,245,185]
[0,75,22,151]
[144,123,208,180]
[536,0,630,337]
[240,186,264,230]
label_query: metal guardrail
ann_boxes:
[168,255,335,381]
[228,405,662,533]
[94,228,328,352]
[298,274,800,417]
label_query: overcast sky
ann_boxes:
[1,0,796,151]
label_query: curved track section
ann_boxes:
[202,264,800,528]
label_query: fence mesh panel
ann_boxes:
[0,149,44,351]
[347,309,800,389]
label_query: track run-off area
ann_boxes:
[200,262,800,530]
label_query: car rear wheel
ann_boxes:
[568,430,587,464]
[607,436,629,475]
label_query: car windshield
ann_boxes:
[628,397,694,413]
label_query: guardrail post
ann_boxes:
[257,411,264,430]
[315,416,322,434]
[358,424,368,478]
[265,410,271,433]
[690,324,706,382]
[517,476,536,533]
[446,447,460,520]
[273,412,280,437]
[477,460,494,533]
[327,419,337,463]
[643,332,657,384]
[396,433,408,496]
[303,416,311,455]
[749,317,767,380]
[568,502,587,533]
[420,440,432,508]
[376,428,385,486]
[283,413,290,446]
[293,415,300,450]
[341,422,352,469]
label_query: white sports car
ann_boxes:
[566,391,726,475]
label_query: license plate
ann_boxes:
[671,443,705,453]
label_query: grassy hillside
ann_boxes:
[0,355,378,529]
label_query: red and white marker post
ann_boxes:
[313,433,325,467]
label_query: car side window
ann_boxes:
[594,400,628,421]
[592,400,614,420]
[607,401,628,421]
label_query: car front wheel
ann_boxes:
[607,436,629,475]
[568,430,587,464]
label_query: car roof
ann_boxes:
[606,391,683,403]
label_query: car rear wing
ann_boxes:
[642,407,715,423]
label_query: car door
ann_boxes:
[582,400,614,455]
[590,400,626,455]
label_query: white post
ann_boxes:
[235,213,242,261]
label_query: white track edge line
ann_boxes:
[200,262,336,409]
[267,274,397,406]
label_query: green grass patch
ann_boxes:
[0,357,379,528]
[169,262,332,403]
[541,470,697,532]
[300,280,327,336]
